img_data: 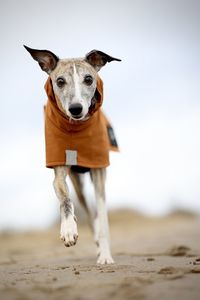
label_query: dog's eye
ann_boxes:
[56,77,66,88]
[84,75,93,86]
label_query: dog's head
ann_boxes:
[24,46,121,121]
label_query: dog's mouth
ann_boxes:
[70,114,84,121]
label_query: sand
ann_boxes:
[0,210,200,300]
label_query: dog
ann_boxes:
[24,45,121,264]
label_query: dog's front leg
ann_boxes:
[91,168,114,264]
[53,166,78,247]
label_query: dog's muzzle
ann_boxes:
[69,103,83,119]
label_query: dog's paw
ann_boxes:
[97,253,115,265]
[60,215,78,247]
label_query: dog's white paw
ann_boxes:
[60,215,78,247]
[97,253,115,265]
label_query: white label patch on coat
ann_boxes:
[66,150,77,165]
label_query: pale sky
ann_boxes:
[1,0,200,230]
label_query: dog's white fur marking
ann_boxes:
[72,63,82,104]
[70,63,88,120]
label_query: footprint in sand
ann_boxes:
[158,267,185,280]
[167,245,191,256]
[192,258,200,265]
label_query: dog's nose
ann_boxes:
[69,103,83,116]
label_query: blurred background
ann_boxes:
[0,0,200,230]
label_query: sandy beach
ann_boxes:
[0,210,200,300]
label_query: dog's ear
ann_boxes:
[85,50,121,71]
[24,45,59,74]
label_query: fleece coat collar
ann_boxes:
[44,75,118,168]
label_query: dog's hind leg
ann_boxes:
[69,170,97,236]
[69,170,90,215]
[53,166,78,247]
[90,168,114,264]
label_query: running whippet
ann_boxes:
[24,46,121,264]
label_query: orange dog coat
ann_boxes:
[44,75,118,169]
